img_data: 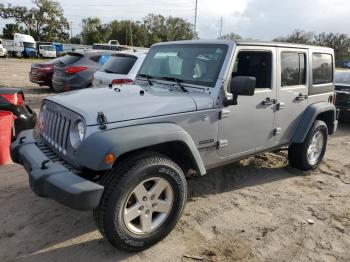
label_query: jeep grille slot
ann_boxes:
[42,107,71,154]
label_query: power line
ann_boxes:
[219,16,223,38]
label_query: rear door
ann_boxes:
[275,48,308,145]
[218,46,277,158]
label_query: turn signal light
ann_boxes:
[65,66,88,74]
[104,153,116,164]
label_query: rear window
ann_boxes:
[99,55,137,74]
[312,53,333,85]
[59,53,82,65]
[281,52,306,87]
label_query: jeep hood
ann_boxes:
[47,84,214,125]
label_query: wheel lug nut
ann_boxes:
[139,206,144,211]
[143,196,147,201]
[151,195,155,200]
[152,203,157,208]
[146,210,150,215]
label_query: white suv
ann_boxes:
[93,52,147,87]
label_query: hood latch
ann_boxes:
[97,111,108,130]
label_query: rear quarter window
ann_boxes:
[312,53,333,85]
[59,54,82,65]
[308,52,334,95]
[100,55,137,74]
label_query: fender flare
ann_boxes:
[76,123,206,175]
[292,102,336,143]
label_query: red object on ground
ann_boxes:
[0,111,16,165]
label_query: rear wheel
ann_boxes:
[93,152,187,251]
[288,120,328,170]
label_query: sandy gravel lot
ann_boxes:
[0,58,349,262]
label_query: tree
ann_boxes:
[218,32,242,40]
[80,17,109,45]
[143,14,196,42]
[274,29,314,45]
[314,32,350,62]
[0,0,70,41]
[2,23,25,39]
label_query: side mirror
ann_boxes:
[230,76,256,96]
[224,76,256,106]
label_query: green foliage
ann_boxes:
[80,14,196,47]
[2,23,25,39]
[0,0,70,41]
[274,30,314,44]
[274,29,350,62]
[218,32,242,40]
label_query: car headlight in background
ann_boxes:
[70,120,86,148]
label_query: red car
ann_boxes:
[29,57,62,89]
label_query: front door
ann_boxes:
[218,46,277,158]
[275,48,308,145]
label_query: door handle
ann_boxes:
[262,97,277,105]
[296,93,308,101]
[277,102,285,110]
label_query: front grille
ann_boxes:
[37,141,81,175]
[42,107,71,155]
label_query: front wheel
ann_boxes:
[288,120,328,170]
[93,152,187,251]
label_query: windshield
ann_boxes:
[23,42,36,49]
[100,54,137,74]
[41,45,55,51]
[138,44,228,87]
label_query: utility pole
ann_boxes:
[129,21,134,47]
[70,21,73,39]
[219,16,223,38]
[194,0,198,39]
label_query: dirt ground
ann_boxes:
[0,58,349,262]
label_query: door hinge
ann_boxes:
[274,127,282,136]
[218,139,229,148]
[219,109,230,119]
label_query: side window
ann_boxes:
[281,52,306,87]
[312,53,333,85]
[90,55,102,63]
[232,51,272,89]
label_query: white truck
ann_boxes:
[0,38,7,57]
[7,33,37,58]
[38,44,57,58]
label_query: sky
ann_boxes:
[1,0,350,40]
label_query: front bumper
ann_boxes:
[11,129,104,210]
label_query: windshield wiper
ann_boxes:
[137,73,153,85]
[157,77,188,92]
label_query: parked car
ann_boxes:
[12,40,338,251]
[0,38,8,57]
[29,57,62,89]
[51,50,116,92]
[38,44,57,58]
[93,52,147,87]
[0,88,36,139]
[335,71,350,121]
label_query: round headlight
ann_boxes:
[77,121,85,141]
[70,120,86,148]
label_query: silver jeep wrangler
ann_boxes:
[11,40,338,251]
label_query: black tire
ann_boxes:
[288,120,328,170]
[52,84,64,93]
[93,151,187,251]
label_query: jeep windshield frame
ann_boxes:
[137,44,229,88]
